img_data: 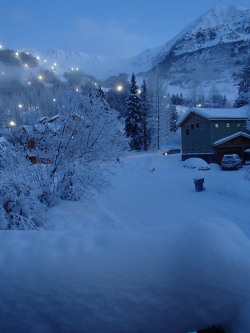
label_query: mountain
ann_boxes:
[22,48,121,79]
[130,5,250,99]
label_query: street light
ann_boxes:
[116,85,123,92]
[9,120,16,132]
[9,121,16,127]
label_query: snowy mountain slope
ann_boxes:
[130,5,250,74]
[22,48,122,79]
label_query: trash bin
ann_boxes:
[193,178,204,192]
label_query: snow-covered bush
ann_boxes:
[0,137,49,230]
[21,90,127,206]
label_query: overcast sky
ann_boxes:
[0,0,249,58]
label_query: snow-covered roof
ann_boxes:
[177,106,248,127]
[213,131,250,146]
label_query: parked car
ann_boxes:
[162,149,181,156]
[221,154,242,170]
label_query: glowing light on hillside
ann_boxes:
[18,104,23,109]
[15,52,19,56]
[76,68,79,71]
[36,56,40,60]
[196,104,202,107]
[75,88,79,92]
[9,121,16,127]
[26,52,29,55]
[54,63,57,66]
[24,63,28,67]
[137,89,141,94]
[71,67,74,71]
[116,85,123,92]
[44,59,47,63]
[1,72,4,75]
[28,81,31,85]
[94,82,97,86]
[38,75,43,80]
[51,66,55,70]
[0,45,3,49]
[52,98,56,102]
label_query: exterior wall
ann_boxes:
[181,113,213,155]
[210,120,248,144]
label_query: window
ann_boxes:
[191,124,194,130]
[197,147,200,152]
[191,148,194,152]
[204,146,207,151]
[195,123,199,129]
[226,123,230,128]
[237,123,241,128]
[185,128,190,135]
[215,123,219,128]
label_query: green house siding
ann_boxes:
[181,114,212,154]
[210,120,247,144]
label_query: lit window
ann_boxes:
[215,123,219,128]
[237,123,241,128]
[226,123,230,128]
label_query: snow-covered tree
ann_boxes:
[125,73,144,151]
[234,62,250,108]
[21,90,127,206]
[147,67,171,150]
[169,104,178,133]
[140,80,150,151]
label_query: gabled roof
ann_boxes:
[213,131,250,146]
[177,106,248,127]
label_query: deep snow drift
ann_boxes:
[1,153,250,332]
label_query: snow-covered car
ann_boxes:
[221,154,242,170]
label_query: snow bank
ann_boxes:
[1,153,250,332]
[0,217,250,332]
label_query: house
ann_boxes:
[177,106,250,164]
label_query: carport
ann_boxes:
[213,132,250,164]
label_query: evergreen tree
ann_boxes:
[125,73,144,151]
[140,80,150,150]
[170,105,178,133]
[234,62,250,108]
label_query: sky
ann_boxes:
[0,0,250,59]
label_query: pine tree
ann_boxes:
[140,80,150,150]
[125,73,144,151]
[170,105,178,132]
[234,62,250,108]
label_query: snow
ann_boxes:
[183,157,210,169]
[1,152,250,332]
[178,106,248,127]
[130,5,250,74]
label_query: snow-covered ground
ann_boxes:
[1,153,250,332]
